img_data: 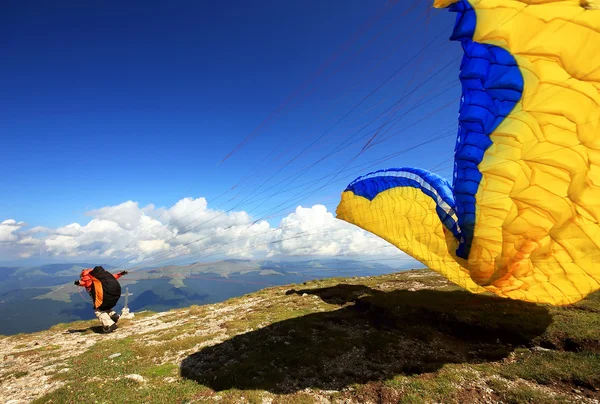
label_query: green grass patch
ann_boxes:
[400,377,459,402]
[159,313,184,323]
[187,305,210,316]
[486,378,572,404]
[48,319,97,332]
[37,337,208,403]
[134,334,214,359]
[0,370,29,382]
[384,366,465,403]
[13,344,61,358]
[130,310,157,319]
[538,303,600,353]
[150,329,190,342]
[222,303,320,337]
[495,350,600,390]
[143,363,179,378]
[35,379,204,404]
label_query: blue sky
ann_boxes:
[0,0,463,263]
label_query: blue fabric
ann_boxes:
[343,0,523,259]
[447,0,524,258]
[345,168,460,238]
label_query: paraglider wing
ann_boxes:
[338,167,485,294]
[337,0,600,305]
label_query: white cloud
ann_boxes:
[265,205,395,258]
[0,220,26,242]
[55,223,83,237]
[45,235,80,256]
[88,201,145,231]
[0,198,407,265]
[27,226,53,235]
[138,239,170,254]
[18,237,41,246]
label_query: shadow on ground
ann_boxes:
[180,285,552,394]
[65,326,106,334]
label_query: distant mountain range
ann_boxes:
[0,258,418,335]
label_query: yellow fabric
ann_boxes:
[470,0,600,304]
[338,189,485,294]
[337,1,600,305]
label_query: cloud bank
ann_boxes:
[0,198,407,266]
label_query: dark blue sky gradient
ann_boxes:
[1,0,462,228]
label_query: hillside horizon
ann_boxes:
[1,269,598,403]
[0,258,414,336]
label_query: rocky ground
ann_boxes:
[1,269,599,403]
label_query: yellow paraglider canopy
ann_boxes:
[337,0,600,305]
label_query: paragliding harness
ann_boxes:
[76,266,122,311]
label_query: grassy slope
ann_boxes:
[1,269,598,404]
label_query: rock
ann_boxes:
[532,346,551,352]
[59,368,70,374]
[284,341,291,345]
[125,374,146,383]
[108,353,121,359]
[408,288,416,292]
[164,376,177,383]
[302,293,308,297]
